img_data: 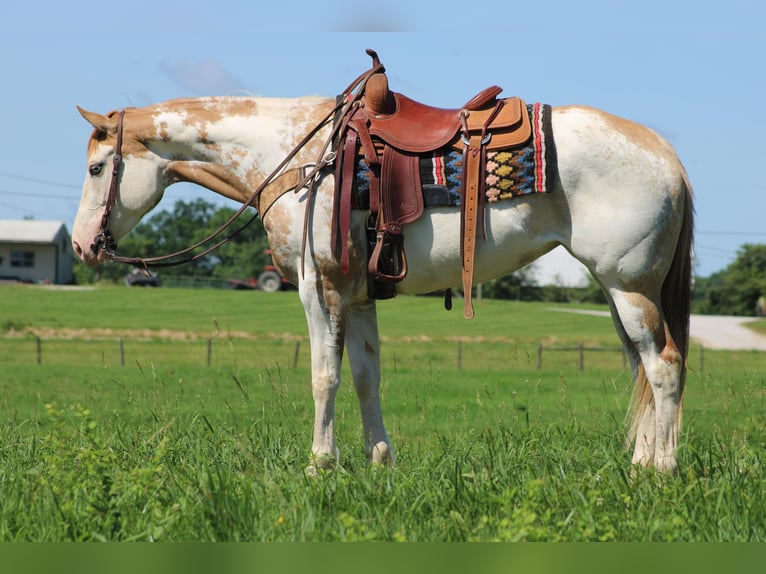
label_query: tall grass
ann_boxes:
[0,285,764,540]
[1,368,763,541]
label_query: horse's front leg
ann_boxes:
[345,300,394,466]
[299,277,347,472]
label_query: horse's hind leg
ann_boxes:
[601,295,655,465]
[345,301,394,465]
[609,288,683,473]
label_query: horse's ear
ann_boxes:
[77,106,117,134]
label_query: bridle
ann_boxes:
[91,57,384,270]
[89,109,125,256]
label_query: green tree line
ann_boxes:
[74,199,271,287]
[75,199,766,316]
[693,244,766,316]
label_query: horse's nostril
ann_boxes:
[73,241,83,257]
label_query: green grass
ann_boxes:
[0,284,765,541]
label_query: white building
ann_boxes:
[0,220,73,284]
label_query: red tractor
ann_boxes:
[228,250,291,291]
[255,250,290,292]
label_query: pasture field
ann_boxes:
[0,284,764,541]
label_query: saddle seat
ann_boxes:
[363,87,530,153]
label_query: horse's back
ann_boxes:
[553,105,686,181]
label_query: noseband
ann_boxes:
[90,109,125,256]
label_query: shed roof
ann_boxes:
[0,220,70,243]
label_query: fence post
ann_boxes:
[456,341,462,370]
[578,341,584,371]
[393,349,398,373]
[698,345,704,374]
[292,341,300,369]
[119,338,125,367]
[537,343,543,370]
[36,336,42,365]
[207,338,212,367]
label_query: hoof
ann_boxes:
[370,441,395,466]
[654,456,679,476]
[305,453,337,476]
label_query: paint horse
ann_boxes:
[72,55,693,474]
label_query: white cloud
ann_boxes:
[158,59,246,94]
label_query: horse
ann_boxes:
[71,63,693,475]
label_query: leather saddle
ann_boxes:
[334,50,532,318]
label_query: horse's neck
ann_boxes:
[149,96,334,203]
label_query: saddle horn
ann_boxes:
[364,49,395,115]
[365,48,383,68]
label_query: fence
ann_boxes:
[13,336,715,373]
[536,342,626,371]
[535,342,713,373]
[19,336,304,370]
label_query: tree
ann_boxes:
[481,264,540,301]
[697,244,766,316]
[74,199,271,285]
[576,272,608,305]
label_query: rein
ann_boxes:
[94,59,384,269]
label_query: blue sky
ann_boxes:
[0,0,763,279]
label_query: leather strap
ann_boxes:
[477,99,503,241]
[254,167,309,219]
[335,130,358,273]
[90,110,125,254]
[458,100,505,318]
[460,133,483,319]
[351,114,381,168]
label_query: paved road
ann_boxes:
[549,308,766,351]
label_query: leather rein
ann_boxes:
[92,60,384,269]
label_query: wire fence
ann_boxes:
[4,336,718,374]
[536,342,626,371]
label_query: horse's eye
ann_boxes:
[89,163,104,176]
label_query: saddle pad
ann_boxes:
[353,103,557,209]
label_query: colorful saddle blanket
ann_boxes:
[353,103,557,209]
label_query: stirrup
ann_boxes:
[368,230,408,282]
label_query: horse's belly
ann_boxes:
[394,203,561,295]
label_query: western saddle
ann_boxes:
[334,50,532,318]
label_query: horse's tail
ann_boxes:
[663,172,694,396]
[630,172,694,439]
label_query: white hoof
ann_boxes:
[370,441,395,466]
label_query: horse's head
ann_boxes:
[72,106,168,266]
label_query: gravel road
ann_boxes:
[688,315,766,351]
[549,308,766,351]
